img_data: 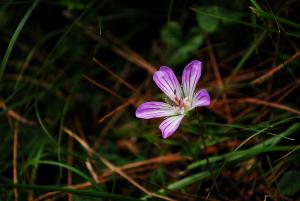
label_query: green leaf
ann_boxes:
[192,7,300,39]
[196,7,219,33]
[142,171,210,199]
[278,171,300,196]
[167,29,203,65]
[160,21,182,47]
[187,145,297,170]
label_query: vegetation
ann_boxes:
[0,0,299,200]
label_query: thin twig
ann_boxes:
[85,159,99,182]
[196,109,219,199]
[273,144,300,163]
[83,75,124,100]
[67,136,73,201]
[34,154,187,200]
[92,58,139,93]
[106,33,157,74]
[235,98,300,115]
[99,98,136,123]
[0,99,36,126]
[13,122,19,201]
[83,29,157,74]
[63,127,175,201]
[206,35,233,123]
[252,51,300,84]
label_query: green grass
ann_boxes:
[0,0,300,200]
[0,0,40,80]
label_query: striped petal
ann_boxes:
[159,115,184,138]
[182,60,202,100]
[193,89,210,107]
[135,102,178,119]
[153,66,182,102]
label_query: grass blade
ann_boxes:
[0,0,40,80]
[0,183,141,201]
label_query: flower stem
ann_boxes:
[196,109,219,198]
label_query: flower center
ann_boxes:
[174,95,191,114]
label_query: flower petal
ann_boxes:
[153,66,182,102]
[135,102,178,119]
[159,115,184,138]
[182,60,202,100]
[193,89,210,107]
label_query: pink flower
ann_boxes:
[135,60,210,138]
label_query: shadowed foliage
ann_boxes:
[0,0,300,200]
